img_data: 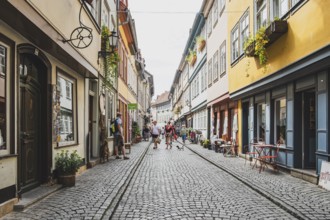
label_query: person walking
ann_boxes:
[150,120,161,149]
[165,121,174,149]
[114,112,129,160]
[180,124,187,144]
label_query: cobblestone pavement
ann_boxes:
[1,141,150,220]
[112,141,296,219]
[186,142,330,220]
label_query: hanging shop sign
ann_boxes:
[128,103,137,110]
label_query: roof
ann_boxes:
[154,91,170,105]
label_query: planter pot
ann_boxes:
[244,41,255,57]
[58,174,76,187]
[198,40,206,52]
[190,55,197,66]
[265,20,288,45]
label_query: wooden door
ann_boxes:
[20,66,41,191]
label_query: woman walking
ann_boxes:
[150,121,161,149]
[165,121,174,149]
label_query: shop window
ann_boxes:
[275,98,286,146]
[57,73,76,146]
[0,45,6,151]
[257,103,266,141]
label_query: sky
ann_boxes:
[129,0,202,99]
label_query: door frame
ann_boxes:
[17,44,52,193]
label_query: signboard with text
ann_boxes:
[319,161,330,191]
[128,103,137,110]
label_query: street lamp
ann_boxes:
[98,30,118,57]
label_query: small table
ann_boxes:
[252,144,277,172]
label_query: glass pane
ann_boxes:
[58,76,74,144]
[275,98,286,146]
[0,46,6,150]
[258,103,266,141]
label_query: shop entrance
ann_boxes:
[302,91,316,169]
[19,52,49,193]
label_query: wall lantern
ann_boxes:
[98,30,118,57]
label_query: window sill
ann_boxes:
[55,142,79,149]
[0,154,18,160]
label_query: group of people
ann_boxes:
[148,120,189,150]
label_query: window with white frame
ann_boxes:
[256,0,306,30]
[85,0,101,26]
[213,0,218,27]
[240,11,249,55]
[57,73,76,146]
[201,67,204,92]
[219,0,226,16]
[0,45,7,151]
[196,75,200,96]
[208,59,212,86]
[256,0,267,30]
[213,51,219,82]
[219,41,226,77]
[207,15,212,37]
[203,64,207,90]
[231,25,239,62]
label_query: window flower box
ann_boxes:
[265,20,288,45]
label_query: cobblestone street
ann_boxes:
[2,139,330,220]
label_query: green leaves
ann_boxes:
[55,150,82,175]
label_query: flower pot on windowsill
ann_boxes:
[190,55,197,66]
[265,20,288,46]
[244,41,256,57]
[198,40,206,52]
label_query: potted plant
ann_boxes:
[254,26,269,66]
[243,36,255,57]
[132,121,141,143]
[265,18,288,45]
[55,150,83,187]
[203,139,210,149]
[196,35,206,52]
[185,49,197,66]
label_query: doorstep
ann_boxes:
[13,184,62,211]
[0,198,18,218]
[291,168,319,185]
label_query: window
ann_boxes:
[208,59,212,86]
[203,64,207,91]
[0,45,6,151]
[85,0,101,26]
[196,75,200,96]
[256,0,305,30]
[257,103,266,141]
[231,25,239,62]
[107,92,114,137]
[240,12,249,55]
[219,41,226,77]
[256,0,267,30]
[213,0,218,27]
[275,98,286,146]
[57,73,76,146]
[213,51,219,82]
[207,15,212,36]
[219,0,226,16]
